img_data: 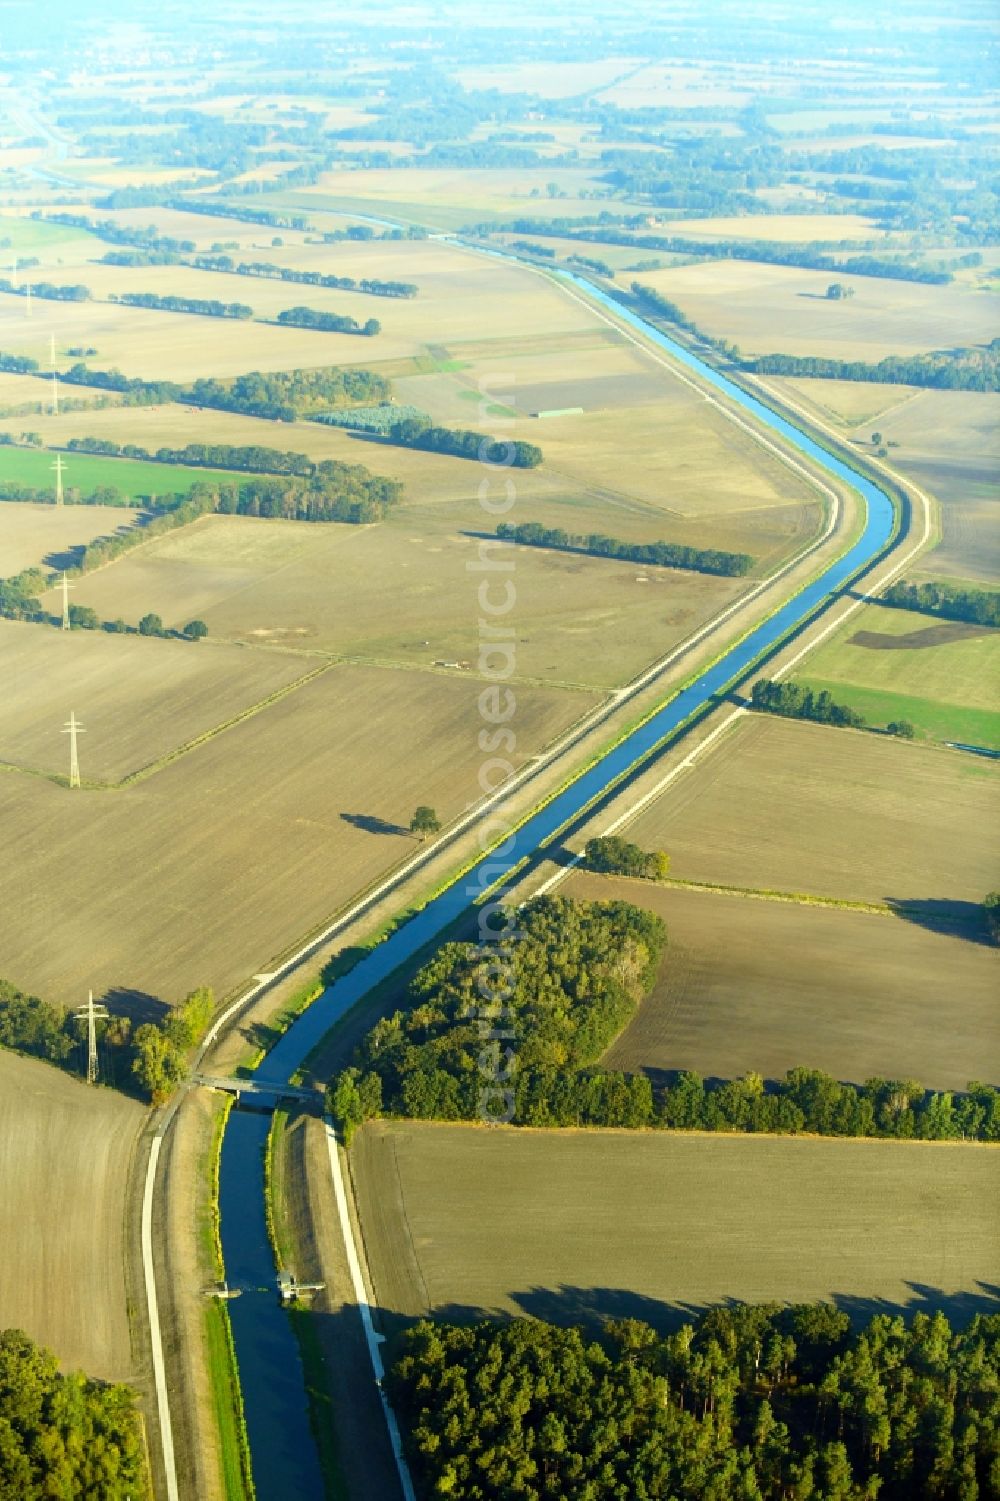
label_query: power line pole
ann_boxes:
[24,281,31,317]
[61,570,72,630]
[52,452,65,505]
[11,254,17,289]
[49,335,59,412]
[73,990,109,1085]
[62,711,85,787]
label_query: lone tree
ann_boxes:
[183,619,208,641]
[138,612,164,637]
[410,805,441,840]
[825,282,854,300]
[887,719,915,738]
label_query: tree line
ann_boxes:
[192,253,418,298]
[276,304,381,337]
[0,1328,147,1499]
[391,1304,1000,1501]
[0,975,212,1104]
[389,416,543,467]
[496,520,754,576]
[745,342,1000,393]
[68,434,320,477]
[477,216,954,285]
[0,277,90,302]
[881,579,1000,628]
[110,291,253,320]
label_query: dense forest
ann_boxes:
[329,896,666,1136]
[392,1305,1000,1501]
[495,520,754,576]
[0,1328,147,1499]
[881,579,1000,628]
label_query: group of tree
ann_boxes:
[0,1328,147,1498]
[881,579,1000,628]
[276,305,381,336]
[0,975,213,1104]
[389,416,543,468]
[192,254,418,298]
[496,520,753,577]
[746,341,1000,393]
[312,402,430,436]
[391,1304,1000,1501]
[68,433,320,478]
[110,290,253,319]
[584,835,669,880]
[328,895,667,1138]
[750,679,866,729]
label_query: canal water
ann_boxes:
[218,275,898,1499]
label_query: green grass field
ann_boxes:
[795,602,1000,747]
[799,681,1000,751]
[0,214,97,252]
[0,445,248,501]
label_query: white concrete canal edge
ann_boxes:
[325,1123,417,1501]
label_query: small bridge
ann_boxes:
[192,1073,318,1103]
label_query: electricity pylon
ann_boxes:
[61,570,72,630]
[73,990,109,1085]
[62,711,85,787]
[52,452,65,505]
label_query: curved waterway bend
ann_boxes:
[218,280,898,1500]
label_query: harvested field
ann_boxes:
[0,619,312,781]
[0,498,140,574]
[797,603,1000,747]
[616,714,1000,903]
[643,212,888,243]
[527,397,815,517]
[59,508,747,689]
[0,662,595,1008]
[766,376,920,429]
[0,237,614,378]
[353,1122,1000,1330]
[561,874,999,1092]
[636,261,999,361]
[0,1050,143,1379]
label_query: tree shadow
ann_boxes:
[101,986,171,1026]
[340,812,408,838]
[42,544,87,571]
[832,1281,1000,1328]
[886,896,994,946]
